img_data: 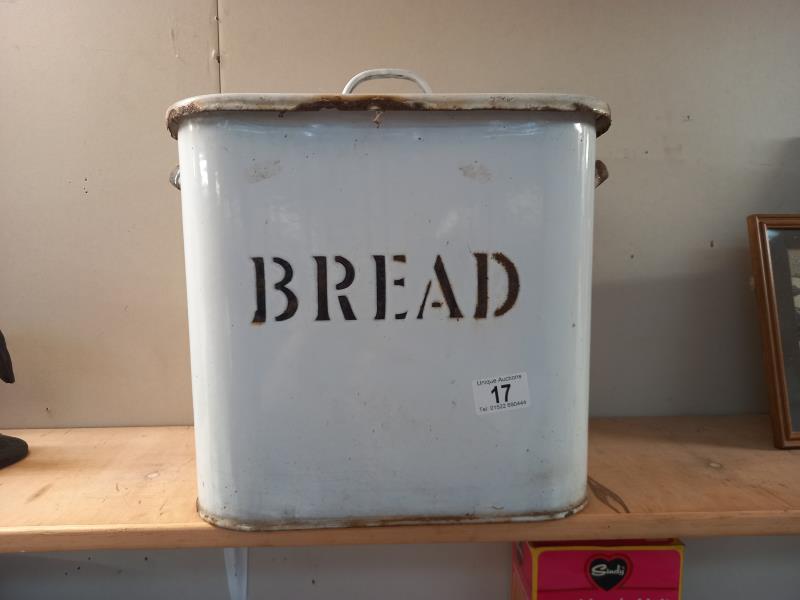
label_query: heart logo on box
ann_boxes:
[588,556,630,591]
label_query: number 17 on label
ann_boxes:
[472,372,531,416]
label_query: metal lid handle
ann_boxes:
[342,69,433,94]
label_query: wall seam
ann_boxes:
[215,0,223,92]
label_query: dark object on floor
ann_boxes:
[0,434,28,469]
[0,328,27,468]
[0,329,13,384]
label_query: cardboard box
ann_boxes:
[511,540,683,600]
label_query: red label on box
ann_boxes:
[512,541,683,600]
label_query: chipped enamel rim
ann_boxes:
[166,93,611,140]
[196,497,588,532]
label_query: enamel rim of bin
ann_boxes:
[167,93,610,140]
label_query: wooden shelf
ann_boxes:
[1,415,798,553]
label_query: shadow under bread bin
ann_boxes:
[166,69,610,531]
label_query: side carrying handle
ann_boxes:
[169,164,181,190]
[595,160,608,188]
[342,68,433,94]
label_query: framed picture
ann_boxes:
[748,215,800,448]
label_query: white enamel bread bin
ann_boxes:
[167,69,610,530]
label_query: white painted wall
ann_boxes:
[2,0,800,598]
[0,0,218,427]
[2,537,800,599]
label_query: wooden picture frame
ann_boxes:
[748,215,800,448]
